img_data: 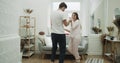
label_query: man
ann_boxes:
[50,2,71,63]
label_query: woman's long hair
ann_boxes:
[73,12,79,20]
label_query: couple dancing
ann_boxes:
[51,2,82,63]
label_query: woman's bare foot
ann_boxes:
[74,56,81,63]
[74,59,80,63]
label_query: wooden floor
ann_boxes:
[22,54,111,63]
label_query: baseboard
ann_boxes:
[87,51,102,55]
[18,61,22,63]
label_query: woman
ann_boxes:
[67,12,82,63]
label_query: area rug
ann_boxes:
[85,58,104,63]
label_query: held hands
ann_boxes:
[65,17,72,26]
[68,17,72,25]
[68,17,72,23]
[67,20,72,26]
[69,20,72,23]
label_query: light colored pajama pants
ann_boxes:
[67,37,81,60]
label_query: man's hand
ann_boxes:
[64,29,70,32]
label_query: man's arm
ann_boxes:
[63,19,71,26]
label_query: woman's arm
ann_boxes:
[72,24,79,31]
[72,20,82,31]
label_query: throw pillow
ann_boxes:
[44,37,52,47]
[38,35,46,46]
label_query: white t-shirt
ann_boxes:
[51,10,67,34]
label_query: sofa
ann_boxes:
[37,35,88,59]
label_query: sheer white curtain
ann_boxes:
[90,0,103,15]
[80,0,103,36]
[80,0,90,36]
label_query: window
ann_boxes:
[47,2,80,35]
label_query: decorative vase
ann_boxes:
[109,31,113,36]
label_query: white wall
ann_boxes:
[105,0,120,35]
[22,0,51,34]
[0,0,23,63]
[107,0,120,25]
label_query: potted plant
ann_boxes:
[107,26,114,36]
[24,9,33,15]
[92,26,102,34]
